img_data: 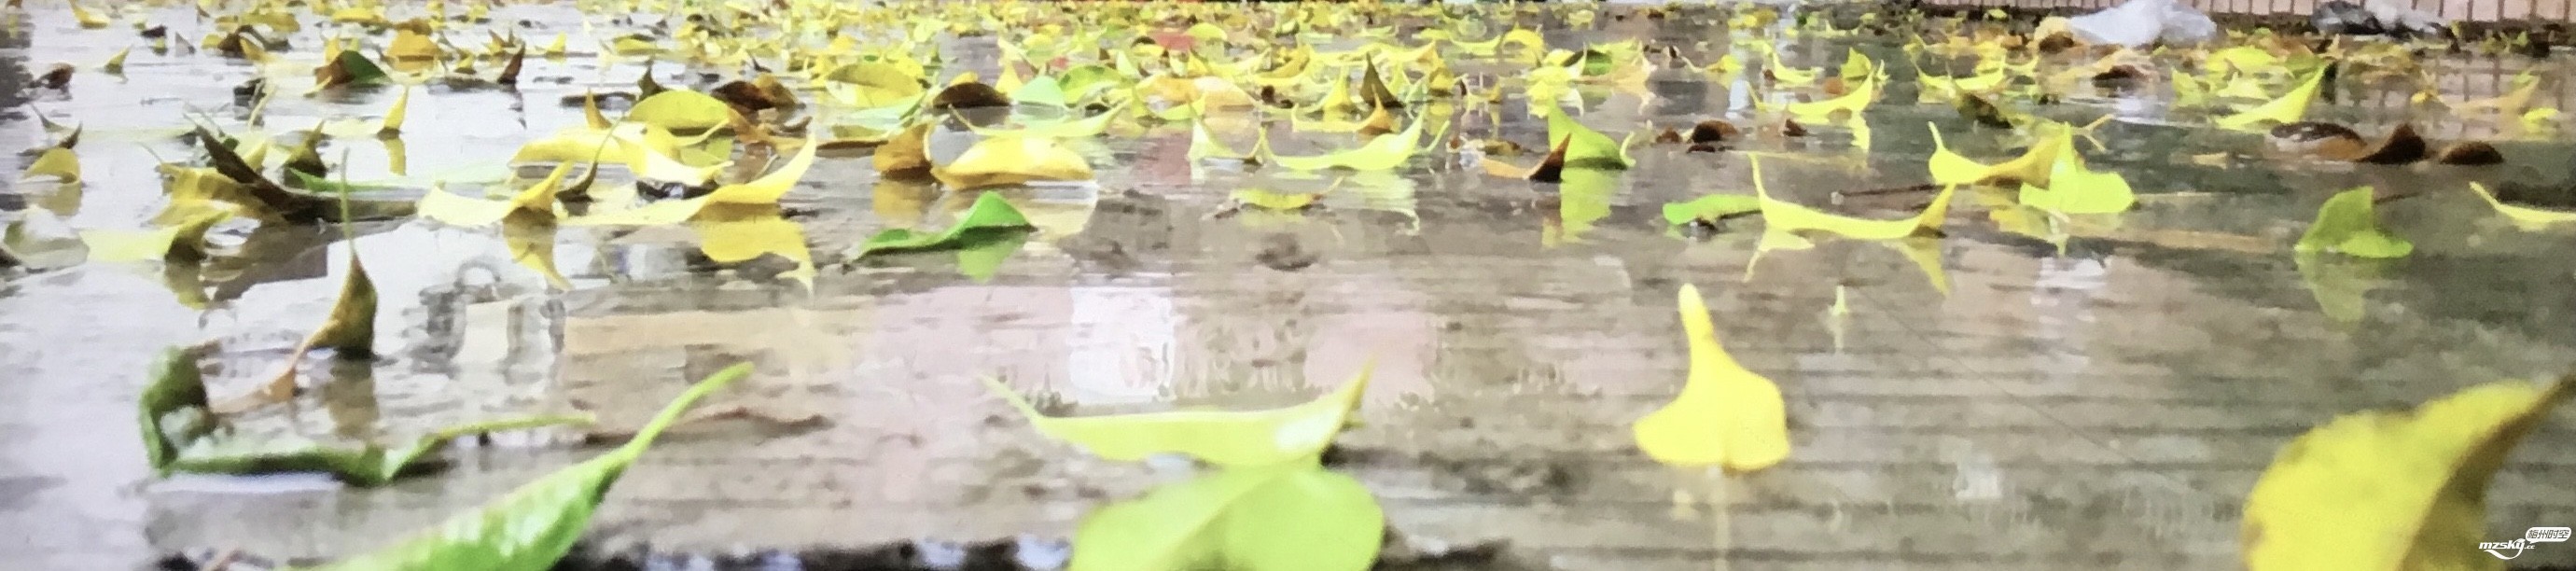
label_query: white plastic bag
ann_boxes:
[2065,0,2219,48]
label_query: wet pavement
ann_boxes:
[5,2,2576,569]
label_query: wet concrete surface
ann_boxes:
[5,2,2576,569]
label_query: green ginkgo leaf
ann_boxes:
[856,192,1035,256]
[1069,464,1384,571]
[1268,117,1425,172]
[169,412,592,486]
[1542,104,1630,170]
[1060,64,1128,104]
[2016,148,2135,215]
[2469,182,2576,230]
[2295,188,2411,258]
[1662,194,1762,226]
[300,364,755,571]
[1751,155,1954,240]
[983,367,1371,467]
[138,349,213,475]
[1012,75,1069,108]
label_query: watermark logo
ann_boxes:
[2482,526,2570,560]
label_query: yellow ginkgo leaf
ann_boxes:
[934,136,1095,189]
[1268,118,1424,172]
[2469,182,2576,230]
[610,35,661,56]
[823,62,928,107]
[387,28,439,62]
[1229,189,1323,212]
[21,146,79,183]
[703,142,817,204]
[378,87,411,137]
[982,368,1372,467]
[626,89,735,133]
[2241,377,2573,571]
[104,47,130,75]
[77,208,229,263]
[1752,155,1953,240]
[2452,73,2541,116]
[2017,149,2135,215]
[1786,78,1875,120]
[1926,123,2060,186]
[1838,48,1874,80]
[2520,107,2559,130]
[1764,49,1818,85]
[72,2,110,28]
[1631,284,1790,472]
[418,162,576,227]
[2216,65,2330,132]
[692,209,815,289]
[501,216,570,290]
[225,246,378,411]
[1188,120,1270,164]
[615,132,728,186]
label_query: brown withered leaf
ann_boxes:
[1690,120,1738,143]
[1782,118,1808,136]
[38,63,72,90]
[873,122,935,179]
[1654,128,1683,144]
[2267,122,2367,160]
[1528,136,1571,183]
[930,81,1011,110]
[2092,64,2145,83]
[496,48,525,85]
[713,79,783,114]
[2353,123,2429,164]
[1957,92,2013,129]
[1360,59,1404,110]
[2434,142,2504,165]
[193,127,407,222]
[2039,34,2080,53]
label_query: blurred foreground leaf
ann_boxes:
[1069,464,1384,571]
[301,364,755,570]
[2242,377,2573,571]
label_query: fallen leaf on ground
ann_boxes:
[2216,64,2330,132]
[305,364,755,570]
[2469,183,2576,230]
[2295,188,2411,258]
[855,192,1034,257]
[1067,464,1384,571]
[1662,194,1762,226]
[933,135,1095,188]
[1632,284,1790,472]
[1753,155,1954,240]
[983,366,1372,467]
